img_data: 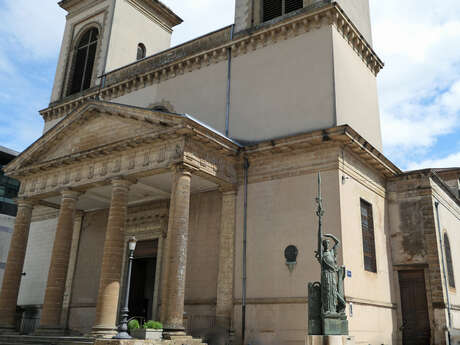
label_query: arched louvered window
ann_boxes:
[444,233,456,289]
[263,0,303,22]
[69,27,99,96]
[137,43,146,61]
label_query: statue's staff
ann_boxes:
[315,173,324,264]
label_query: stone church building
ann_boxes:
[0,0,459,344]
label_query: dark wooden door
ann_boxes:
[399,270,431,345]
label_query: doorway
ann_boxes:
[128,239,158,322]
[399,270,431,345]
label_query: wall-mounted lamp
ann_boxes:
[284,245,298,273]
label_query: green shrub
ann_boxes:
[143,320,163,329]
[128,319,140,331]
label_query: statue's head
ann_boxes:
[322,239,329,250]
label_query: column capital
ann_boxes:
[60,189,81,200]
[111,178,134,190]
[15,197,36,209]
[171,163,193,177]
[219,186,237,195]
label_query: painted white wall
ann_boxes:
[18,218,57,306]
[105,0,172,73]
[0,214,15,288]
[333,26,382,150]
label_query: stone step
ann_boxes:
[0,335,94,345]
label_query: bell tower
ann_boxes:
[50,0,182,103]
[231,0,382,150]
[235,0,372,44]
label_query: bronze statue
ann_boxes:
[308,173,348,335]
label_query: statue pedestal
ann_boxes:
[306,335,355,345]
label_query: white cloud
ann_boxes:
[370,0,460,163]
[160,0,235,46]
[0,0,65,59]
[407,152,460,170]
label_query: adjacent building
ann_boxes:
[0,146,19,288]
[0,1,458,345]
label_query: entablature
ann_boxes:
[7,102,240,199]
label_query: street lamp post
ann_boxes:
[113,236,137,339]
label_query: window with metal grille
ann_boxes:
[69,27,99,96]
[444,233,456,289]
[263,0,303,22]
[361,199,377,272]
[137,43,146,61]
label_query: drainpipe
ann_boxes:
[434,200,452,345]
[242,158,249,344]
[225,25,235,137]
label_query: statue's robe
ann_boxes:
[321,249,338,315]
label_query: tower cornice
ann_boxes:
[41,2,383,123]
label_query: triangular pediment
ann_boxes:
[6,101,184,174]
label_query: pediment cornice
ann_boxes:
[7,101,241,178]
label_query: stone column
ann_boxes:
[0,199,34,332]
[38,189,80,333]
[92,179,132,337]
[160,179,176,324]
[163,165,192,334]
[216,189,236,328]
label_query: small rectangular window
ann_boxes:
[361,199,377,272]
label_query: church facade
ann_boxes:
[0,1,459,345]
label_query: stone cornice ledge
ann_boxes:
[40,2,383,123]
[243,125,401,178]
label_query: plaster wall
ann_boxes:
[115,26,335,143]
[50,0,115,103]
[339,150,396,344]
[335,0,372,44]
[114,60,228,134]
[233,164,342,343]
[17,217,58,306]
[431,181,460,330]
[0,214,14,287]
[229,25,335,142]
[332,26,382,150]
[105,0,172,73]
[68,209,108,334]
[186,190,221,303]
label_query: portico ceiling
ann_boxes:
[42,172,218,211]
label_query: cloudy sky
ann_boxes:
[0,0,458,170]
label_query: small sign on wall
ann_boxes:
[347,270,352,278]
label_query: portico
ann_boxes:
[0,101,239,338]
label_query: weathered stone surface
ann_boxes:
[216,190,236,328]
[39,190,80,330]
[92,179,132,337]
[162,166,191,331]
[0,199,34,329]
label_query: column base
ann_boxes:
[35,326,67,336]
[91,326,118,339]
[306,335,355,345]
[162,328,186,340]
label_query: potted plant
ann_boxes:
[132,320,163,340]
[128,319,140,333]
